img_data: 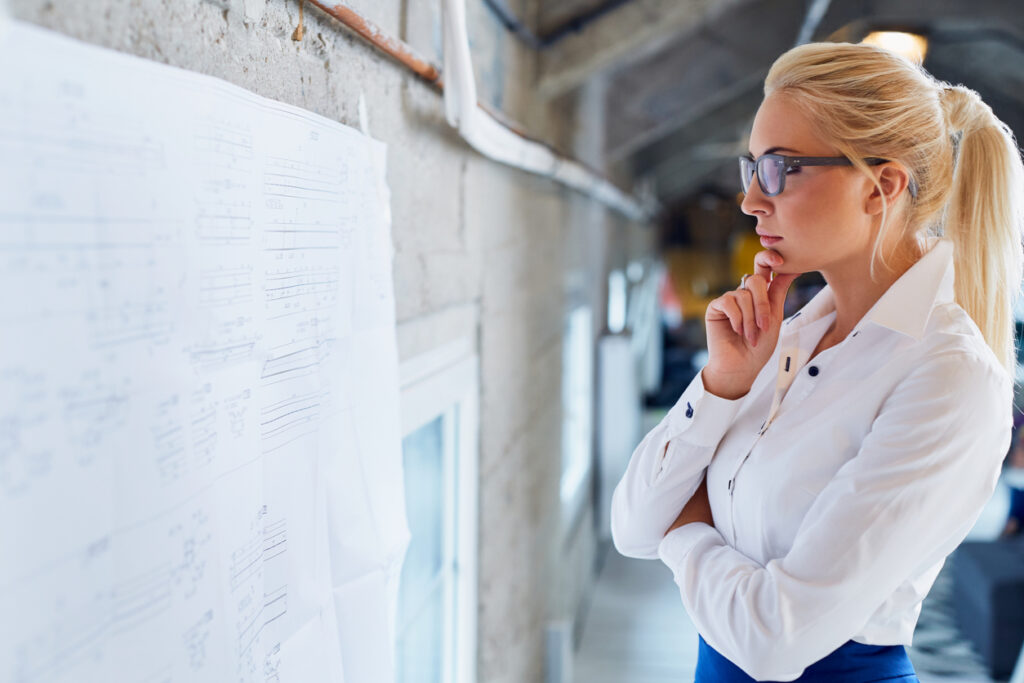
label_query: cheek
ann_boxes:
[776,197,832,240]
[780,180,856,236]
[771,197,845,266]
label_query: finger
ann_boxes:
[731,290,758,346]
[767,271,800,316]
[753,249,783,280]
[742,273,771,330]
[752,250,800,317]
[708,294,743,337]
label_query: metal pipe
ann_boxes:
[304,0,652,220]
[794,0,832,46]
[481,0,635,49]
[305,0,443,87]
[442,0,649,220]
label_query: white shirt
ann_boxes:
[610,236,1013,681]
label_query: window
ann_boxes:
[607,269,627,334]
[561,305,593,531]
[395,339,478,683]
[395,413,455,682]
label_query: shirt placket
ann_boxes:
[726,333,803,485]
[759,340,807,435]
[724,316,836,546]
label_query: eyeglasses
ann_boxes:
[739,153,891,197]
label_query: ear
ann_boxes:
[864,164,910,215]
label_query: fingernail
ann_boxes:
[757,315,765,330]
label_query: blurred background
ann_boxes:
[7,0,1024,681]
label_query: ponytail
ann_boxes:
[940,84,1024,376]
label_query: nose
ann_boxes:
[740,177,772,217]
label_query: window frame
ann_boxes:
[397,337,479,683]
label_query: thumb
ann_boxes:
[767,271,800,319]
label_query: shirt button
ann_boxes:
[808,365,820,377]
[685,402,694,418]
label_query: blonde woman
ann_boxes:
[611,42,1024,682]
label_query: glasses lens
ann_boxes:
[739,157,755,192]
[758,156,785,196]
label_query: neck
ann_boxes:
[820,236,925,339]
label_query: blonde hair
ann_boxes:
[763,42,1024,376]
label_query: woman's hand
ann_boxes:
[665,475,714,535]
[702,249,801,399]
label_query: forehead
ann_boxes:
[748,94,833,156]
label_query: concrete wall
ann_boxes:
[6,1,654,680]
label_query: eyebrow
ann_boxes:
[747,146,798,157]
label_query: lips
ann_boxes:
[759,234,782,246]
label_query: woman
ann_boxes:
[611,41,1024,682]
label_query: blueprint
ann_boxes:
[0,20,408,683]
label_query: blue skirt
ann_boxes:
[1009,486,1024,522]
[696,634,920,682]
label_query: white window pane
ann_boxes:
[396,581,443,683]
[397,416,445,630]
[608,269,627,333]
[562,306,593,507]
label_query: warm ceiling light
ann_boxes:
[861,31,928,64]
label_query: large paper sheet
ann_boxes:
[0,21,409,683]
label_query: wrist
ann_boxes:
[701,367,753,400]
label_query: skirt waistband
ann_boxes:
[696,634,919,682]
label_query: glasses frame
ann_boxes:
[739,153,890,198]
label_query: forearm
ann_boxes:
[611,370,742,557]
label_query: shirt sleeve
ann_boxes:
[610,367,744,559]
[655,351,1013,681]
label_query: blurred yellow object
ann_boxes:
[664,248,729,320]
[731,231,762,284]
[861,31,928,65]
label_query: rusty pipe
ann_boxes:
[302,0,652,220]
[305,0,443,87]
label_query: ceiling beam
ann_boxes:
[609,69,764,162]
[534,0,754,100]
[600,0,807,160]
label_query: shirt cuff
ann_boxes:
[658,522,725,568]
[665,369,745,448]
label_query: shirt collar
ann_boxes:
[783,235,954,341]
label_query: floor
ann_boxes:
[573,412,1020,683]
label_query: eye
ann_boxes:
[785,167,801,175]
